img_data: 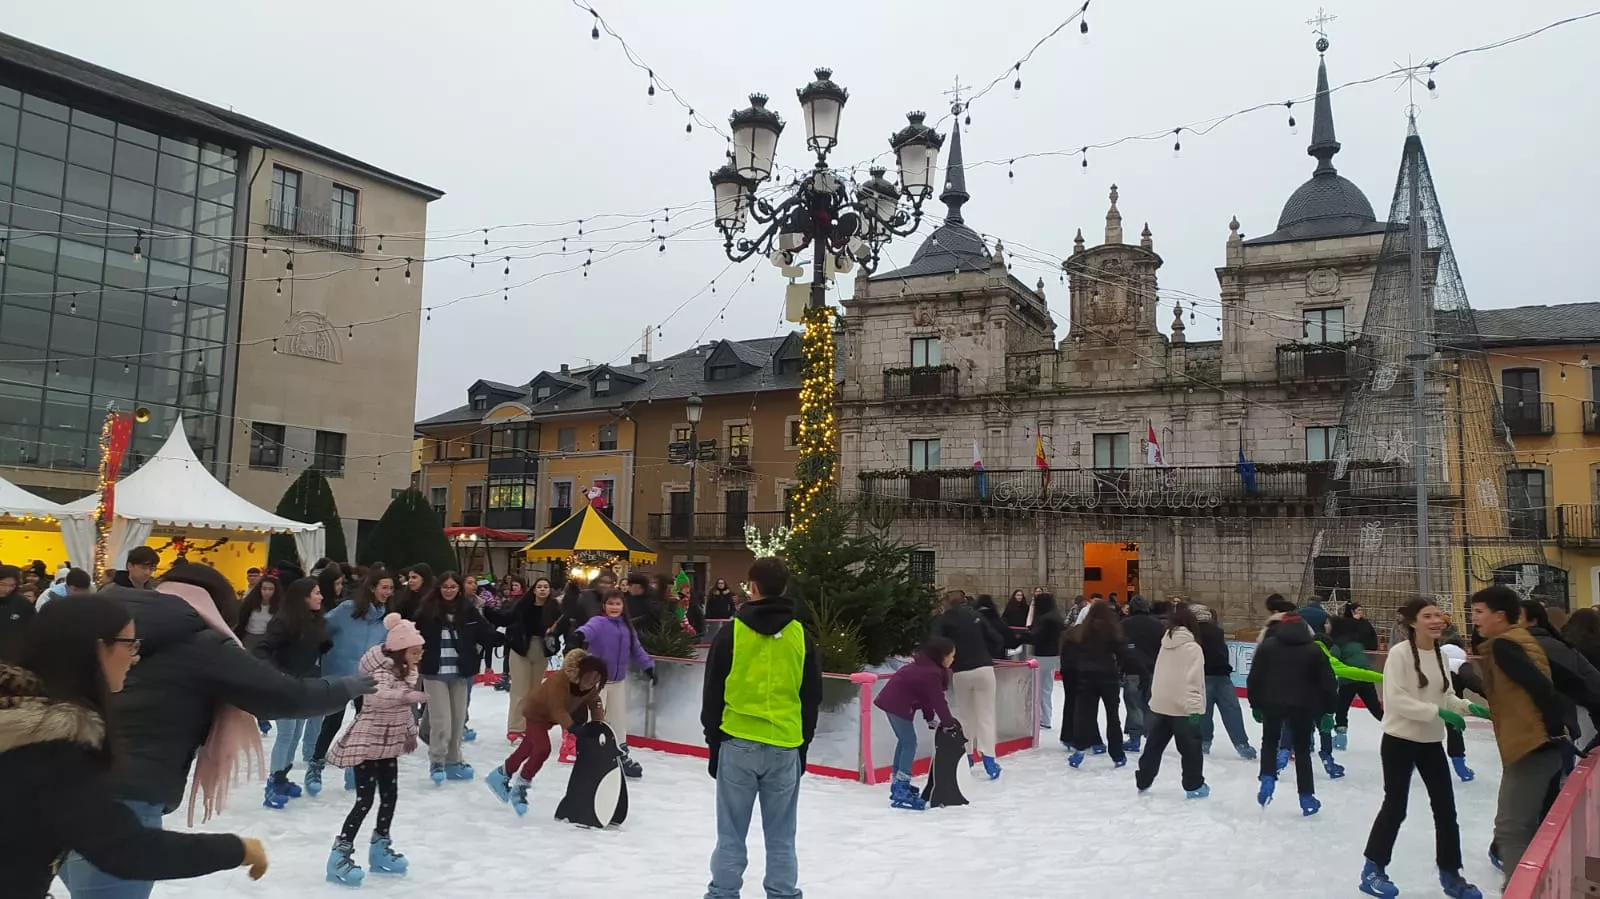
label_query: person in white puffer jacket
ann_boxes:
[1134,602,1209,799]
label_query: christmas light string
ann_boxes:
[570,0,730,143]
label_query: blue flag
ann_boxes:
[1237,435,1257,493]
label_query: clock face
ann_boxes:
[1307,268,1339,296]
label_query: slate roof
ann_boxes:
[1472,304,1600,347]
[0,31,442,200]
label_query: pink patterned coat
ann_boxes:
[327,644,422,768]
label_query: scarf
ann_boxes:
[157,581,266,826]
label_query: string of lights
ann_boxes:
[570,0,730,143]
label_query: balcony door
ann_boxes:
[669,490,693,539]
[1502,368,1543,433]
[724,490,749,537]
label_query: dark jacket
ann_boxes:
[104,585,354,812]
[1001,597,1030,629]
[0,592,34,661]
[1296,600,1329,635]
[0,665,245,898]
[705,588,736,621]
[1526,626,1600,736]
[415,600,502,678]
[1122,607,1166,674]
[251,616,331,678]
[626,587,662,633]
[1246,619,1337,714]
[1061,630,1149,686]
[111,570,153,590]
[933,604,1005,672]
[487,595,557,658]
[701,595,823,762]
[875,653,954,724]
[1028,610,1067,659]
[1195,620,1234,677]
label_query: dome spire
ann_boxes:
[940,120,970,225]
[1306,10,1341,175]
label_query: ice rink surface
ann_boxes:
[73,689,1504,898]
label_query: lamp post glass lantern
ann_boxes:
[708,69,942,536]
[683,393,703,593]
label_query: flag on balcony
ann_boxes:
[1146,420,1167,467]
[1035,433,1051,490]
[1237,433,1257,493]
[972,438,989,499]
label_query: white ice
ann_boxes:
[64,690,1504,898]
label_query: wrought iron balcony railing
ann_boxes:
[647,510,790,543]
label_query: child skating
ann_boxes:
[872,636,959,810]
[572,588,656,778]
[486,648,608,816]
[324,614,428,886]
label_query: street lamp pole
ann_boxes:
[710,69,943,535]
[684,392,704,593]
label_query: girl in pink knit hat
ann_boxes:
[325,614,427,885]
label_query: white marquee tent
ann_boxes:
[63,416,324,569]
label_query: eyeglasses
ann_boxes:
[108,637,141,654]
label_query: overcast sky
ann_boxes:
[12,1,1596,421]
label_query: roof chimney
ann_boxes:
[559,363,569,375]
[631,353,647,365]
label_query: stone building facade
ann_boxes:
[839,48,1393,626]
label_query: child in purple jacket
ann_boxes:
[873,636,958,810]
[574,589,656,777]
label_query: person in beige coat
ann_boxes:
[1134,603,1209,798]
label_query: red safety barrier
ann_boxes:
[1505,753,1600,898]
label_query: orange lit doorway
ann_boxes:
[1083,542,1140,604]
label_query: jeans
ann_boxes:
[1122,675,1149,739]
[1364,734,1461,869]
[706,738,803,899]
[1135,713,1205,792]
[885,713,918,780]
[1036,655,1060,729]
[270,716,316,775]
[1200,676,1252,749]
[60,800,165,898]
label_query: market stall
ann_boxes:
[62,416,324,571]
[0,474,94,567]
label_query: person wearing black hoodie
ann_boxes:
[1025,594,1067,730]
[701,556,822,899]
[933,590,1007,779]
[1061,601,1149,770]
[60,562,373,896]
[1247,613,1337,816]
[1001,590,1030,629]
[973,594,1020,657]
[1121,595,1164,752]
[1520,599,1600,758]
[0,564,33,662]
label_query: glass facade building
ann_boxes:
[0,81,238,473]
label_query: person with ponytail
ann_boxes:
[1357,597,1488,899]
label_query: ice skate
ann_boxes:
[1256,774,1275,807]
[618,745,643,779]
[445,761,475,781]
[486,765,512,802]
[429,762,446,785]
[262,779,288,810]
[368,836,408,876]
[510,781,530,817]
[1452,756,1475,782]
[1123,736,1141,753]
[1358,860,1398,898]
[981,755,1002,780]
[1113,756,1128,769]
[1275,748,1290,772]
[1299,793,1321,817]
[326,839,365,886]
[1236,743,1257,760]
[1439,869,1482,899]
[461,726,476,743]
[1091,744,1107,755]
[1185,784,1210,799]
[1333,726,1348,751]
[305,760,324,796]
[890,777,926,810]
[1068,750,1084,768]
[1320,750,1346,779]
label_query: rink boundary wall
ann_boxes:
[1505,753,1600,899]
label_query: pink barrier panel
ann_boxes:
[852,672,880,786]
[1506,754,1600,899]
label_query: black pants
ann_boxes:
[1260,710,1317,795]
[1336,682,1384,728]
[312,696,363,763]
[1074,679,1123,762]
[340,758,399,843]
[1363,734,1462,870]
[1446,725,1464,759]
[1135,713,1205,792]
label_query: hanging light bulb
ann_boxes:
[1286,100,1297,134]
[1426,62,1438,98]
[52,361,60,377]
[261,243,268,257]
[285,250,294,273]
[1081,147,1089,174]
[578,219,584,236]
[68,295,77,315]
[347,325,355,340]
[1013,63,1022,97]
[1080,15,1090,42]
[590,9,600,40]
[483,228,490,246]
[132,229,143,263]
[1172,128,1182,158]
[275,279,282,296]
[122,362,130,375]
[470,254,476,269]
[425,308,432,322]
[404,258,413,284]
[272,339,279,353]
[1008,159,1015,180]
[504,257,511,276]
[0,237,7,265]
[373,268,380,284]
[647,71,657,104]
[1561,366,1568,381]
[377,234,384,252]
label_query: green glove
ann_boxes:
[1186,713,1204,726]
[1438,708,1467,732]
[1468,703,1491,720]
[1252,708,1263,724]
[1319,713,1335,734]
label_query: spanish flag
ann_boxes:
[1035,433,1050,490]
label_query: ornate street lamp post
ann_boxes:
[711,69,943,535]
[683,392,703,591]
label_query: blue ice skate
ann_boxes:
[486,765,512,802]
[510,782,530,817]
[258,719,271,735]
[1439,869,1482,899]
[1257,774,1276,807]
[1275,748,1290,772]
[1186,784,1210,799]
[262,781,288,810]
[1123,736,1141,753]
[368,836,408,875]
[1452,756,1475,782]
[429,762,446,785]
[1236,743,1258,760]
[1333,726,1349,751]
[305,760,324,796]
[1068,750,1085,768]
[1358,860,1398,898]
[444,761,475,781]
[1299,793,1321,817]
[461,726,476,743]
[1488,847,1503,871]
[1113,757,1128,769]
[1320,750,1346,779]
[1091,744,1107,755]
[890,777,926,810]
[981,755,1002,780]
[326,839,365,887]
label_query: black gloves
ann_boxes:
[339,674,378,699]
[797,746,807,777]
[568,631,587,650]
[646,667,658,685]
[707,739,720,779]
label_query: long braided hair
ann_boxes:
[1397,596,1446,690]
